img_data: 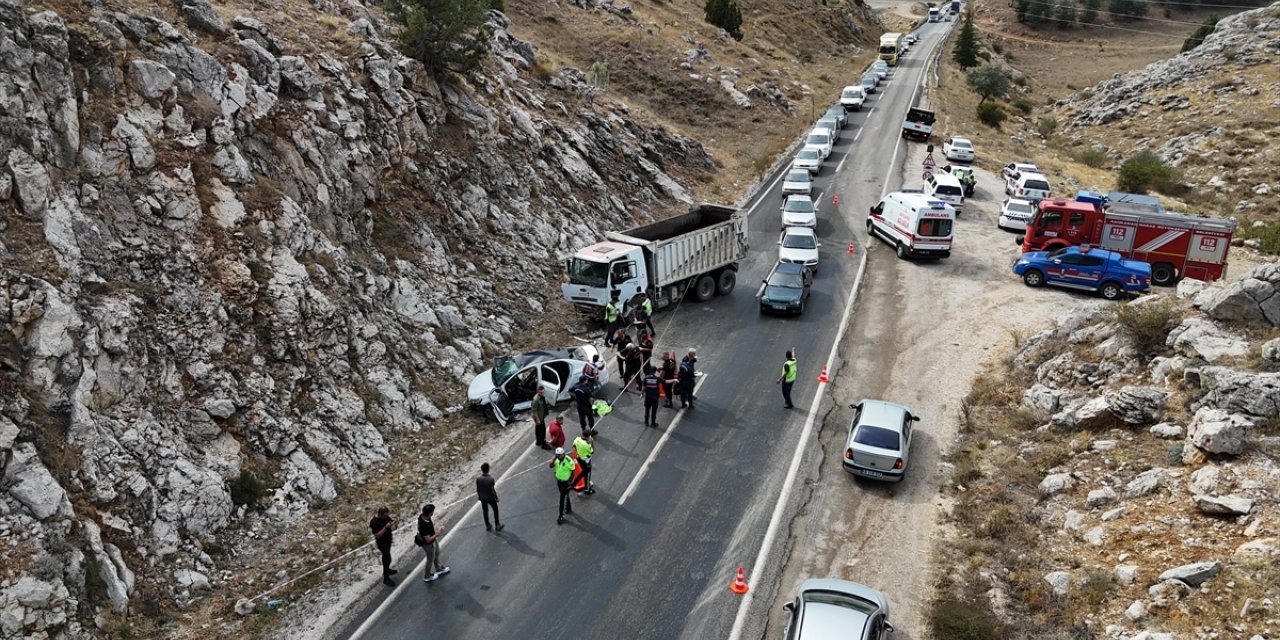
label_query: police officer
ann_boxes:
[624,343,644,392]
[549,447,576,524]
[572,429,596,495]
[604,294,621,347]
[661,351,678,408]
[642,363,662,427]
[678,349,697,409]
[638,329,654,369]
[776,348,798,409]
[636,291,656,336]
[571,376,595,432]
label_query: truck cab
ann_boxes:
[1019,199,1100,253]
[563,243,650,315]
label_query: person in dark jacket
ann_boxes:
[660,352,678,408]
[642,364,662,427]
[369,506,398,586]
[531,387,550,450]
[678,349,697,409]
[475,463,503,532]
[417,504,449,582]
[571,378,596,431]
[623,343,644,392]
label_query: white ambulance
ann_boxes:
[866,191,955,259]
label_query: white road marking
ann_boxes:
[617,373,712,505]
[747,167,791,218]
[836,155,847,173]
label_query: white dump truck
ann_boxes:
[561,204,749,318]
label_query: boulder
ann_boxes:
[1158,560,1222,587]
[127,59,176,100]
[9,577,58,608]
[234,598,256,615]
[1087,486,1117,508]
[173,569,210,590]
[1082,525,1105,546]
[0,416,17,451]
[176,0,227,35]
[1166,317,1250,363]
[1072,396,1114,430]
[1063,509,1085,532]
[279,56,322,99]
[1234,538,1278,558]
[1195,367,1280,419]
[1187,407,1254,455]
[1023,383,1064,415]
[1125,599,1147,621]
[4,444,71,520]
[1193,494,1254,516]
[1202,263,1280,327]
[1262,338,1280,372]
[6,148,52,217]
[1043,570,1071,597]
[1126,468,1165,498]
[1039,473,1075,497]
[1176,278,1208,299]
[1149,422,1184,439]
[1114,564,1139,585]
[1101,506,1126,521]
[1105,386,1168,425]
[1148,579,1191,604]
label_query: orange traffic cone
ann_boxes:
[847,241,855,255]
[659,383,666,398]
[817,364,829,383]
[832,194,840,205]
[572,458,587,492]
[729,567,749,594]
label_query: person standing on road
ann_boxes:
[475,463,504,532]
[637,291,656,336]
[550,447,576,524]
[369,506,398,586]
[638,329,654,370]
[678,349,698,409]
[571,377,596,431]
[548,413,567,450]
[660,351,677,408]
[642,363,662,427]
[776,348,798,409]
[531,386,550,450]
[604,294,621,347]
[624,343,644,392]
[572,429,596,495]
[417,504,449,582]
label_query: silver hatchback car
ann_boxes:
[842,400,918,482]
[783,578,895,640]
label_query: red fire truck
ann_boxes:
[1018,199,1236,286]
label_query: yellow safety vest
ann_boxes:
[642,298,653,316]
[554,457,576,481]
[573,436,594,460]
[783,359,797,383]
[605,302,619,322]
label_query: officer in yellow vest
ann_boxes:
[775,348,797,409]
[573,430,596,495]
[604,295,620,347]
[550,447,576,525]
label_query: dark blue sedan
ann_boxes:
[1013,245,1151,300]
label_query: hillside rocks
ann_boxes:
[1186,407,1254,455]
[0,0,716,635]
[1158,561,1222,588]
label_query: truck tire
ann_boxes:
[1099,281,1124,301]
[1151,263,1177,287]
[692,275,716,302]
[1022,269,1045,288]
[896,243,909,259]
[715,269,737,296]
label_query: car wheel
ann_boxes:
[896,243,908,259]
[693,274,716,302]
[1022,269,1045,287]
[1151,263,1177,287]
[715,269,737,296]
[1099,281,1124,300]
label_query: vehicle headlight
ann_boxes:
[1016,259,1029,265]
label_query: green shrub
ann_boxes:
[976,101,1005,127]
[1037,116,1058,138]
[1013,97,1034,114]
[1183,14,1220,52]
[1076,148,1107,167]
[704,0,744,41]
[230,470,269,507]
[1110,299,1176,355]
[930,599,1004,640]
[967,64,1012,102]
[385,0,494,80]
[1237,220,1280,255]
[1117,150,1179,193]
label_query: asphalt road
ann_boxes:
[334,22,950,640]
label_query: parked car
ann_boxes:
[805,129,834,161]
[818,116,842,138]
[859,74,878,95]
[842,399,917,482]
[1013,245,1152,300]
[1002,161,1040,181]
[824,105,848,128]
[792,148,822,174]
[467,346,609,424]
[782,169,814,197]
[943,165,976,197]
[778,226,821,271]
[924,171,965,213]
[782,579,894,640]
[870,60,889,81]
[840,85,867,111]
[781,194,818,230]
[942,136,975,162]
[997,198,1036,231]
[1006,171,1052,202]
[758,261,813,315]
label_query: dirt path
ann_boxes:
[766,154,1072,638]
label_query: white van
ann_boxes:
[924,171,965,213]
[840,85,866,111]
[1006,171,1052,203]
[867,191,955,259]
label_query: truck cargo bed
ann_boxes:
[606,204,748,289]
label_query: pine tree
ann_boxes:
[1053,1,1076,28]
[1182,14,1219,52]
[952,10,980,69]
[1078,0,1102,24]
[385,0,494,80]
[704,0,744,41]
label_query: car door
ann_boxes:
[610,259,643,310]
[540,364,565,402]
[1063,210,1090,244]
[502,367,539,411]
[1044,253,1080,283]
[1074,254,1106,286]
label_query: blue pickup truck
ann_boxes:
[1013,245,1151,300]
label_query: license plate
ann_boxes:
[771,304,788,310]
[859,469,885,478]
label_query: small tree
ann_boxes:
[704,0,744,41]
[976,101,1006,127]
[1025,0,1053,25]
[952,10,980,69]
[966,64,1012,103]
[1014,0,1032,21]
[1053,1,1076,28]
[1182,14,1219,52]
[385,0,494,80]
[1108,0,1148,20]
[1079,0,1102,23]
[1117,150,1179,193]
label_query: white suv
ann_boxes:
[924,171,965,213]
[840,85,866,111]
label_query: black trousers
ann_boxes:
[679,379,695,407]
[578,459,593,490]
[662,381,674,406]
[480,499,500,528]
[534,418,547,446]
[377,543,393,577]
[781,381,794,407]
[577,406,595,431]
[557,479,573,516]
[644,397,659,425]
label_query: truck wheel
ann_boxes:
[692,275,716,302]
[1022,269,1045,287]
[896,243,909,259]
[1151,263,1177,287]
[715,269,737,296]
[1099,281,1124,300]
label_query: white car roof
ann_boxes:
[783,226,817,238]
[930,171,962,186]
[950,137,973,145]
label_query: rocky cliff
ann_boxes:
[1054,4,1280,213]
[0,0,716,635]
